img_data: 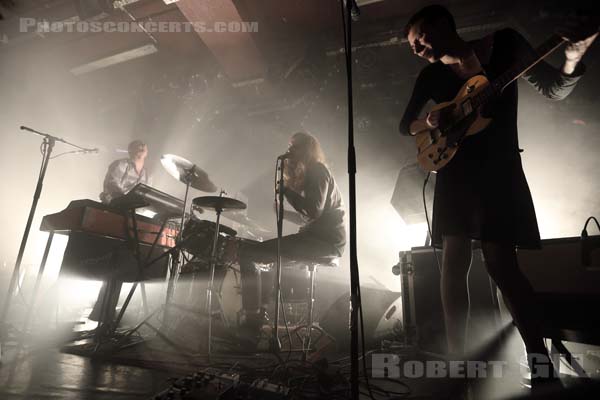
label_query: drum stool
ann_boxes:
[282,256,338,360]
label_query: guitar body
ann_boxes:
[411,75,492,172]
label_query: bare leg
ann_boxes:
[480,241,546,356]
[441,235,472,355]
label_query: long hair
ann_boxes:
[284,132,326,192]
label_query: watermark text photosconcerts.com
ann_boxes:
[19,19,259,34]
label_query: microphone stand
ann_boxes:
[341,1,361,399]
[0,126,97,347]
[271,157,286,353]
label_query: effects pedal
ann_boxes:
[151,369,239,400]
[247,379,290,399]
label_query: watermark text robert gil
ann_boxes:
[372,353,587,379]
[372,354,508,379]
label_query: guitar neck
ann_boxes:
[473,34,566,108]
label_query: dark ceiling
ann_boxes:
[0,0,512,76]
[1,0,597,131]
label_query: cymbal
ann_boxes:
[192,196,247,212]
[161,154,217,192]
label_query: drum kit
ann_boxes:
[159,154,266,356]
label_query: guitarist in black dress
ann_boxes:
[399,4,597,386]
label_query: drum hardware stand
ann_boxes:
[182,256,232,330]
[111,218,233,357]
[117,191,238,358]
[206,190,227,359]
[0,126,97,357]
[108,209,206,356]
[163,169,194,327]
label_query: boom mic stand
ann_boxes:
[0,126,97,350]
[271,157,286,353]
[341,1,361,399]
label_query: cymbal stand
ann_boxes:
[163,169,192,327]
[206,190,225,359]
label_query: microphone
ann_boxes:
[277,151,292,160]
[349,0,360,22]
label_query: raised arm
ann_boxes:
[506,28,595,100]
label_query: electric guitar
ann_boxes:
[410,29,596,172]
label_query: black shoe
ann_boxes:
[526,353,563,396]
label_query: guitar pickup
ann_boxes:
[461,98,473,116]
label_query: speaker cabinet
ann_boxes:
[517,236,600,294]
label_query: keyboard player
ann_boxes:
[99,140,150,204]
[91,139,150,323]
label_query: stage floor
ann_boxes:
[0,336,532,400]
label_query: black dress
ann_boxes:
[399,28,585,248]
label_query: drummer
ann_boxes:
[236,132,346,340]
[99,140,150,204]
